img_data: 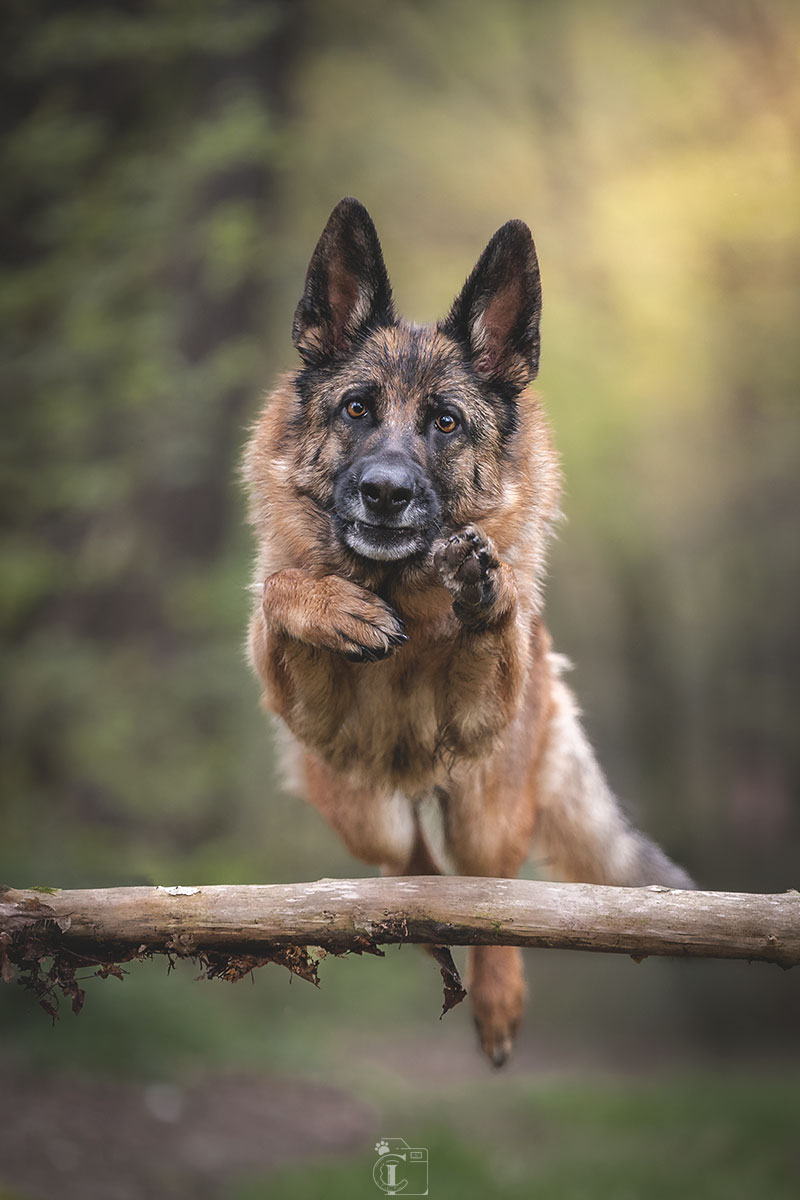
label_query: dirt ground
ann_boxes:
[0,1069,376,1200]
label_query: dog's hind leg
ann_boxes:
[301,753,417,874]
[441,770,537,1068]
[304,757,451,989]
[386,816,442,877]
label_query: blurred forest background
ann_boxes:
[1,1,799,1198]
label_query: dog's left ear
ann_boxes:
[441,220,541,392]
[292,197,395,364]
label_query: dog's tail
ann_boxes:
[532,655,694,890]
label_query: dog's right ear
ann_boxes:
[292,198,395,364]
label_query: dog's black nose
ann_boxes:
[360,463,414,518]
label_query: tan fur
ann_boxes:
[243,207,692,1065]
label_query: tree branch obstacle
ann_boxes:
[2,878,798,1019]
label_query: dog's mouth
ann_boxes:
[341,518,431,563]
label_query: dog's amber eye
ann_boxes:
[435,413,458,434]
[345,398,368,419]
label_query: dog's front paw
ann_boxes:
[263,573,407,663]
[433,526,500,623]
[334,599,408,663]
[317,579,408,663]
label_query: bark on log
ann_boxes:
[2,878,798,968]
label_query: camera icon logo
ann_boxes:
[373,1137,429,1195]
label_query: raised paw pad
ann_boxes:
[434,528,499,611]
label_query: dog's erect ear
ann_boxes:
[440,220,542,392]
[292,198,395,363]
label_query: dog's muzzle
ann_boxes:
[335,457,437,562]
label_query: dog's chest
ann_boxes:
[332,662,441,790]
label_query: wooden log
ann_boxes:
[2,878,798,968]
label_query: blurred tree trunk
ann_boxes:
[0,1,305,878]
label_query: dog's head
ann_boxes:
[290,198,542,566]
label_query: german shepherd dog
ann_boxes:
[244,198,693,1066]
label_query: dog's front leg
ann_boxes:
[259,569,407,661]
[432,526,524,756]
[248,568,407,744]
[433,526,516,631]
